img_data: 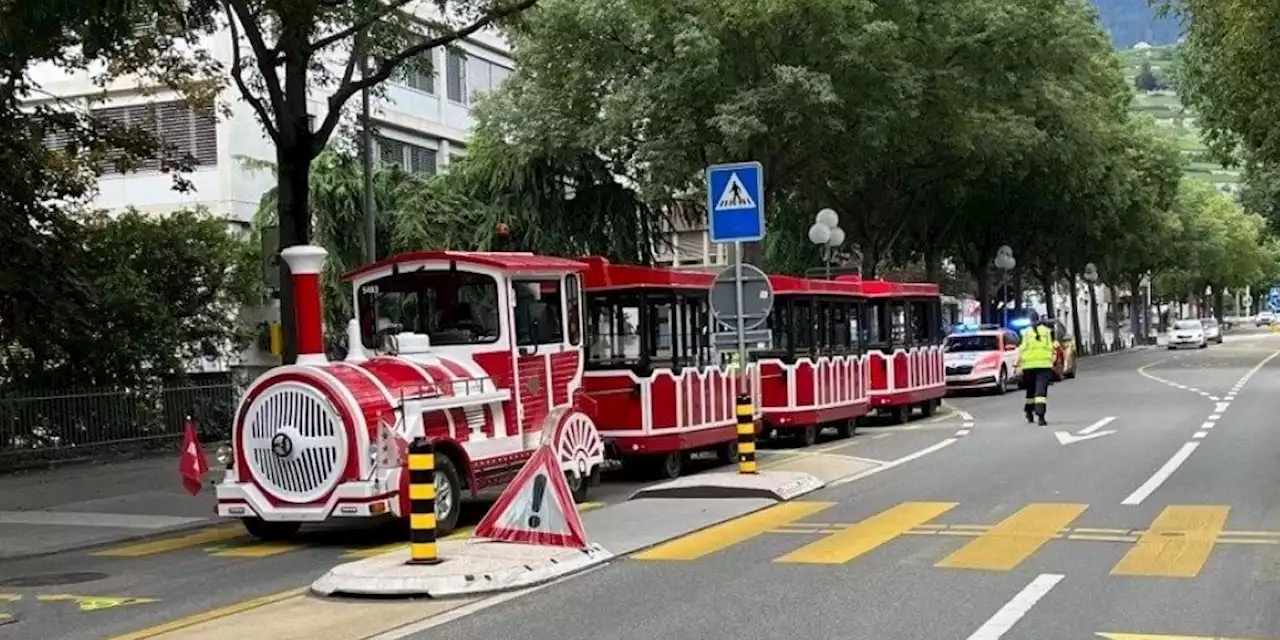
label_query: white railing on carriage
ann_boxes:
[755,355,870,410]
[583,363,762,437]
[866,346,945,392]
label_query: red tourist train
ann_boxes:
[213,246,944,539]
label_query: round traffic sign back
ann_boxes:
[710,264,774,332]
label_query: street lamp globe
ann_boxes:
[994,254,1015,271]
[816,208,839,229]
[808,222,831,245]
[827,226,845,248]
[1084,262,1099,282]
[997,245,1013,259]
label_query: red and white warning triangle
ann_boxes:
[472,445,589,549]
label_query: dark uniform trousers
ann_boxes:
[1023,367,1051,418]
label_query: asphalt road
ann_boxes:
[400,329,1280,640]
[0,388,962,639]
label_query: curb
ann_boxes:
[0,517,223,565]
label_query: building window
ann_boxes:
[397,53,435,94]
[466,56,513,100]
[446,48,467,103]
[89,100,217,173]
[376,136,438,176]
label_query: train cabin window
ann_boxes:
[768,301,792,354]
[889,299,908,346]
[513,279,564,346]
[910,300,931,345]
[862,300,887,347]
[566,274,582,346]
[357,270,501,349]
[586,293,641,367]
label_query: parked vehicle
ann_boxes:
[1256,312,1275,327]
[942,326,1022,395]
[1167,319,1208,349]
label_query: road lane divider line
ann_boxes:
[774,501,956,565]
[92,524,245,557]
[829,437,959,487]
[963,573,1064,640]
[1111,505,1229,578]
[936,504,1088,572]
[1192,432,1207,439]
[1122,442,1200,506]
[632,501,833,561]
[106,588,307,640]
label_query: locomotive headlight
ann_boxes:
[215,444,233,467]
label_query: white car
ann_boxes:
[943,327,1023,394]
[1201,317,1223,344]
[1167,319,1208,349]
[1257,311,1275,327]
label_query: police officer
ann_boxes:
[1018,310,1058,425]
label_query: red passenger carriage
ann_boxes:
[843,277,947,422]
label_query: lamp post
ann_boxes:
[1084,262,1100,354]
[994,246,1015,327]
[808,208,846,279]
[1140,275,1152,345]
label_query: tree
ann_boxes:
[1,1,213,381]
[135,0,540,363]
[5,209,256,389]
[1175,0,1280,166]
[1134,60,1162,92]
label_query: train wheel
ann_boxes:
[433,454,464,536]
[889,405,910,424]
[834,420,855,439]
[544,409,605,501]
[717,440,738,466]
[921,399,938,418]
[798,425,819,447]
[656,452,684,479]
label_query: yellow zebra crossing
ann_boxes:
[635,501,1254,579]
[91,502,604,560]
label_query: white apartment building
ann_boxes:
[26,20,514,226]
[653,216,728,271]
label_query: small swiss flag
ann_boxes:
[179,418,209,496]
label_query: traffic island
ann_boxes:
[311,539,613,598]
[627,470,824,501]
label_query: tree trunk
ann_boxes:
[1108,284,1122,349]
[1013,270,1024,311]
[923,246,940,284]
[1128,276,1143,345]
[1213,288,1225,322]
[976,269,991,325]
[1068,274,1083,347]
[1041,275,1056,319]
[1087,281,1102,354]
[861,249,877,278]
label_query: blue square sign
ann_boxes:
[707,161,765,244]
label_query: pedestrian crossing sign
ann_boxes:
[707,161,765,243]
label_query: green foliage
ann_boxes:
[4,209,257,389]
[1154,180,1274,299]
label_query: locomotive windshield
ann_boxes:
[358,270,501,348]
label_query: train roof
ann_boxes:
[768,274,863,297]
[342,251,587,281]
[580,257,715,291]
[836,275,940,298]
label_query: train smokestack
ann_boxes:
[280,245,329,365]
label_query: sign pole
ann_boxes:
[734,241,747,381]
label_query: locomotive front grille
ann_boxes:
[240,382,348,503]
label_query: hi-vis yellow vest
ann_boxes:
[1019,325,1056,369]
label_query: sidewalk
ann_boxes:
[0,450,217,560]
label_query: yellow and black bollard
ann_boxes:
[406,438,442,565]
[736,393,757,474]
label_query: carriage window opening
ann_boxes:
[890,301,908,345]
[566,274,581,346]
[358,270,500,348]
[862,301,886,345]
[792,300,813,351]
[514,279,564,346]
[813,300,830,352]
[832,302,851,353]
[769,301,792,353]
[910,300,930,344]
[679,295,711,367]
[849,302,863,352]
[648,296,675,362]
[586,294,641,366]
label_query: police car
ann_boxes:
[943,325,1023,394]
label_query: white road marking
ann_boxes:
[1201,421,1215,429]
[962,421,975,429]
[956,430,971,437]
[1208,395,1220,401]
[1207,414,1220,421]
[1080,416,1116,435]
[1215,401,1231,414]
[963,573,1065,640]
[1192,431,1207,439]
[1122,442,1200,506]
[1224,395,1235,401]
[957,410,974,421]
[829,438,958,486]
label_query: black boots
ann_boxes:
[1037,415,1048,426]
